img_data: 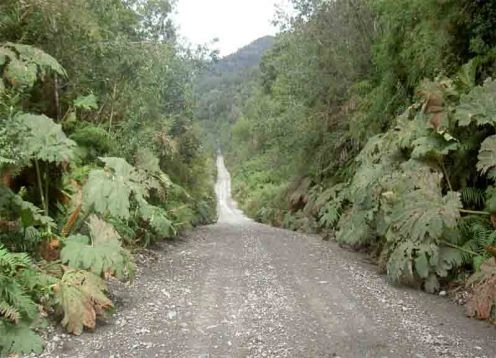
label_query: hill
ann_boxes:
[194,36,275,146]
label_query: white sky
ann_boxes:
[174,0,290,56]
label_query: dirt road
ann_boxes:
[41,156,496,358]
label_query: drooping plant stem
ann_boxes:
[441,240,480,257]
[459,209,491,216]
[44,168,50,217]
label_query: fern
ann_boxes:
[466,258,496,320]
[0,245,46,355]
[318,198,342,229]
[0,301,20,323]
[61,216,135,280]
[458,217,496,270]
[461,187,485,208]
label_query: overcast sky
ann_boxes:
[174,0,289,56]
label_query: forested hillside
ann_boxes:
[199,0,496,322]
[3,0,496,355]
[0,1,217,355]
[194,36,274,150]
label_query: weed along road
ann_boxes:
[41,156,496,358]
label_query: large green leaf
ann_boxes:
[390,190,461,242]
[455,79,496,127]
[61,216,135,280]
[3,59,37,89]
[0,321,44,356]
[0,187,54,228]
[17,113,75,164]
[411,134,458,160]
[7,43,66,76]
[83,157,147,219]
[0,43,66,91]
[477,135,496,179]
[138,201,176,237]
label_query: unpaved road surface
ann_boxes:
[40,156,496,358]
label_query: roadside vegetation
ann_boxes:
[0,1,217,355]
[197,0,496,323]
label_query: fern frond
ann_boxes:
[318,198,342,229]
[461,187,485,208]
[0,300,20,323]
[1,282,38,320]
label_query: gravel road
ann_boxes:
[39,156,496,358]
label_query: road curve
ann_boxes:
[41,156,496,358]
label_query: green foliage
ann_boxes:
[461,187,485,209]
[458,217,496,270]
[61,216,135,280]
[0,322,44,356]
[0,186,54,228]
[0,245,48,355]
[477,135,496,179]
[83,157,145,219]
[0,42,65,91]
[318,199,342,229]
[197,0,496,326]
[73,94,98,110]
[455,80,496,127]
[389,190,461,244]
[139,202,176,238]
[70,124,112,160]
[0,0,218,352]
[17,113,76,164]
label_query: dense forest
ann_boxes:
[0,0,217,355]
[198,0,496,324]
[2,0,496,355]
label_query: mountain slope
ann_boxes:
[194,36,275,148]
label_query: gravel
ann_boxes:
[30,156,496,358]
